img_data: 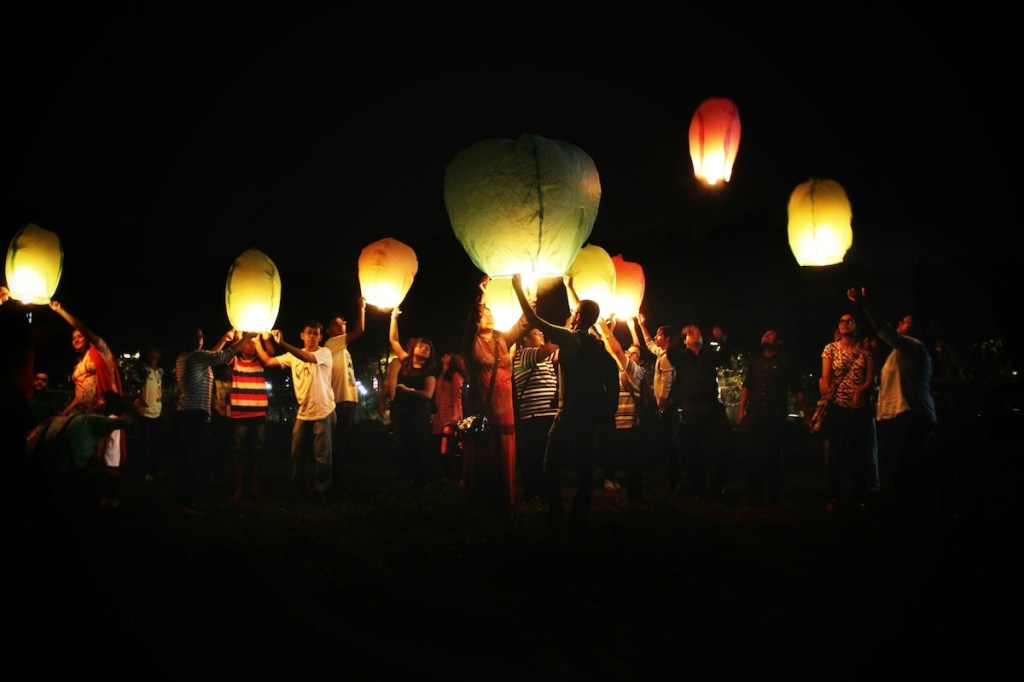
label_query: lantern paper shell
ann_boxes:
[358,237,418,310]
[787,179,854,266]
[4,222,63,304]
[689,97,741,186]
[225,248,282,333]
[611,254,645,319]
[482,277,526,334]
[567,244,616,319]
[444,133,601,278]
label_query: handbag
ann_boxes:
[454,336,499,445]
[809,396,830,434]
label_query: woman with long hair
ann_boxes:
[385,308,437,487]
[819,311,876,512]
[460,276,527,512]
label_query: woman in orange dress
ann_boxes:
[460,277,527,512]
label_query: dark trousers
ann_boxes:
[544,412,601,530]
[741,416,787,498]
[678,401,732,495]
[333,401,357,471]
[824,404,871,501]
[879,411,935,521]
[658,407,681,488]
[174,409,209,508]
[516,414,554,500]
[137,415,162,477]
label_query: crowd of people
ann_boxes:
[3,276,971,534]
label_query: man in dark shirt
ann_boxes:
[667,324,733,497]
[512,274,618,534]
[737,329,810,503]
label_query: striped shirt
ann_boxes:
[229,355,268,418]
[512,346,558,420]
[175,349,236,415]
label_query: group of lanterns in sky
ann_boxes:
[6,96,854,329]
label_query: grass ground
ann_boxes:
[13,417,1020,680]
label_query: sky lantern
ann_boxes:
[610,254,644,319]
[358,237,418,310]
[787,178,854,266]
[482,276,526,333]
[225,247,281,332]
[444,132,600,282]
[689,97,741,186]
[567,244,616,319]
[4,222,63,304]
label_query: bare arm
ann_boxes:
[596,318,627,367]
[347,296,367,345]
[253,333,282,368]
[627,317,641,348]
[48,300,104,349]
[819,353,833,396]
[396,374,436,401]
[562,273,580,312]
[389,308,408,360]
[382,357,400,402]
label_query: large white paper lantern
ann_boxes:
[4,222,63,304]
[225,248,282,332]
[788,178,854,266]
[444,133,601,279]
[567,244,616,319]
[689,97,741,186]
[358,237,418,310]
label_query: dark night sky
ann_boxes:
[5,6,1018,377]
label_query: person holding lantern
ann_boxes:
[385,308,437,488]
[511,273,619,534]
[254,323,336,499]
[326,296,366,481]
[49,300,126,506]
[460,276,526,512]
[512,324,558,503]
[174,327,251,515]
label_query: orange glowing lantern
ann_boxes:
[358,237,418,310]
[444,133,600,282]
[225,248,282,333]
[4,222,63,304]
[689,97,741,186]
[481,277,526,333]
[611,254,644,319]
[787,178,853,266]
[567,244,616,319]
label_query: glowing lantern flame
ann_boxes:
[689,97,741,186]
[611,254,644,319]
[444,133,600,280]
[567,244,616,319]
[358,237,418,310]
[4,222,63,304]
[787,178,854,266]
[225,248,282,333]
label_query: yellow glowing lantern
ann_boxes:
[444,133,600,281]
[4,222,63,304]
[567,244,616,319]
[358,237,418,310]
[482,277,526,333]
[689,97,741,186]
[225,248,282,332]
[787,178,854,266]
[611,254,645,319]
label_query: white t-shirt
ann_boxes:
[325,335,358,403]
[276,346,335,420]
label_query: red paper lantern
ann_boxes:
[689,97,741,186]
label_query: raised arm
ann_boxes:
[48,300,104,349]
[253,332,282,368]
[512,273,572,345]
[626,317,641,348]
[389,308,408,360]
[596,318,627,368]
[562,273,580,313]
[348,296,367,345]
